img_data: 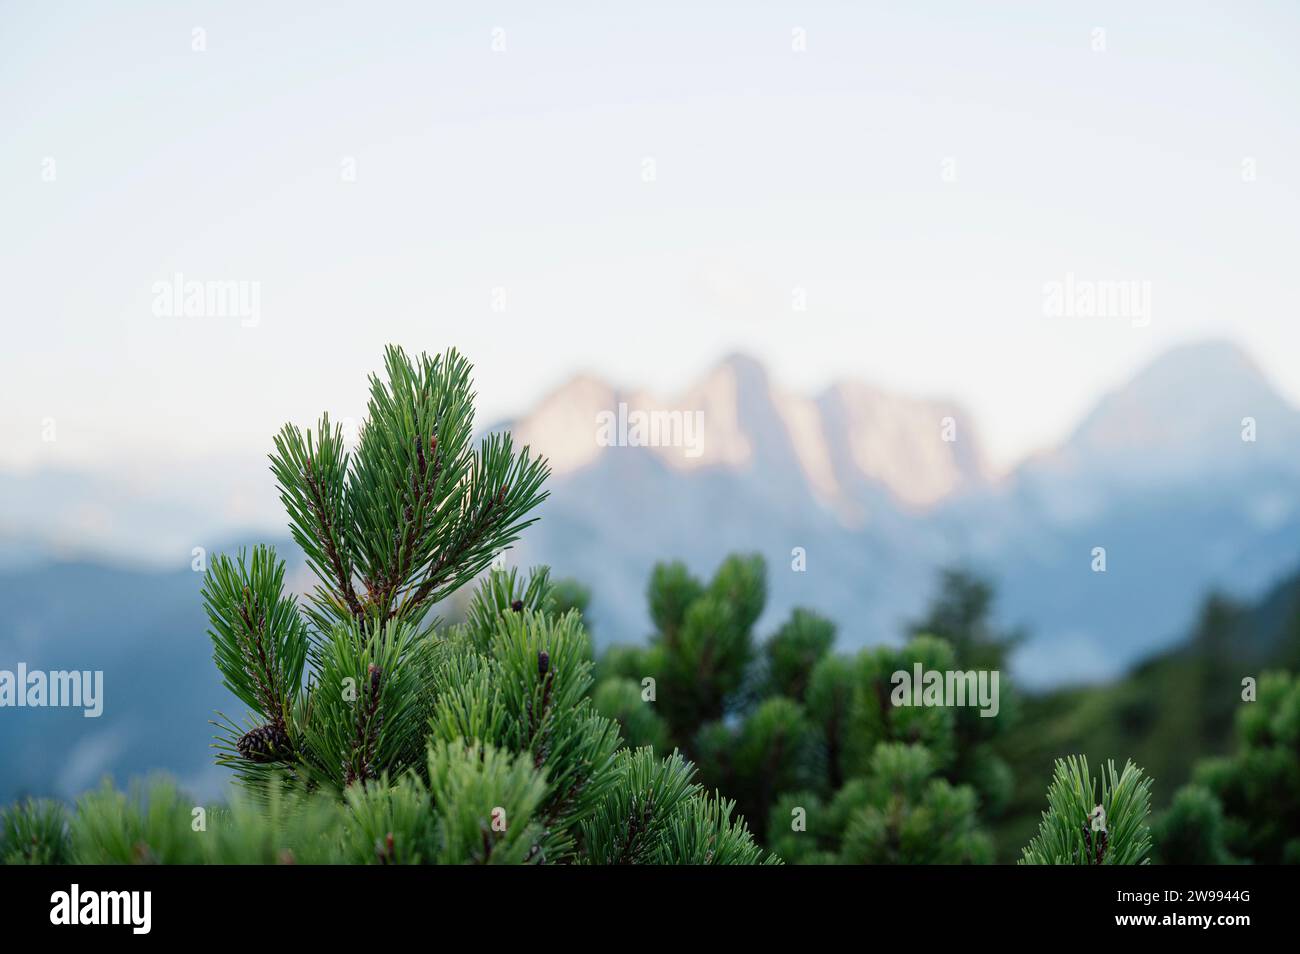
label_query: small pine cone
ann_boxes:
[511,599,525,613]
[237,722,291,763]
[538,650,550,678]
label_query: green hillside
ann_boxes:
[994,572,1300,860]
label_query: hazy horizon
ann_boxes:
[0,333,1285,486]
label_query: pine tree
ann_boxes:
[1156,671,1300,864]
[591,555,998,861]
[1152,785,1236,865]
[767,743,993,865]
[906,569,1020,816]
[1,346,772,866]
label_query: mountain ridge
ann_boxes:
[497,338,1297,514]
[497,348,996,515]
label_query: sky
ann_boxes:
[3,0,1299,476]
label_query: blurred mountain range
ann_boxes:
[500,339,1300,681]
[3,338,1299,801]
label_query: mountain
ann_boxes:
[1012,340,1300,509]
[498,352,985,652]
[0,560,231,803]
[0,533,302,804]
[496,340,1300,683]
[983,342,1300,680]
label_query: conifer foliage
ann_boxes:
[1156,671,1300,864]
[592,556,1004,863]
[1019,756,1153,865]
[205,346,550,793]
[0,346,771,865]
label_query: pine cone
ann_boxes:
[511,599,525,613]
[237,722,291,763]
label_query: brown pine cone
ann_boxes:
[237,722,291,763]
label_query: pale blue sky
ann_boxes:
[3,0,1299,474]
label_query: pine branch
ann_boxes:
[303,454,364,619]
[202,546,308,723]
[1,799,71,865]
[579,748,697,865]
[269,417,363,626]
[298,619,438,793]
[397,432,550,620]
[1019,756,1153,865]
[345,664,384,788]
